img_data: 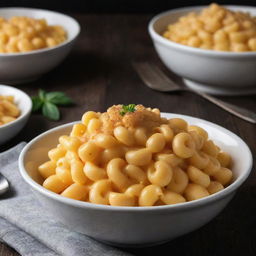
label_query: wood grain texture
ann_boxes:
[0,244,17,256]
[0,14,255,256]
[0,0,255,13]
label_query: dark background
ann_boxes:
[0,0,255,13]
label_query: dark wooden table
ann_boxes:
[1,13,256,256]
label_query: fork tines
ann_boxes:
[132,61,180,91]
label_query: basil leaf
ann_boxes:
[42,102,60,121]
[32,96,43,112]
[45,92,65,100]
[45,92,73,106]
[31,89,73,121]
[39,89,46,100]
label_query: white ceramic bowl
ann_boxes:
[0,85,32,145]
[19,113,253,247]
[149,6,256,95]
[0,7,80,84]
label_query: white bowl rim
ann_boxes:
[149,5,256,57]
[0,84,32,129]
[19,113,253,212]
[0,7,80,57]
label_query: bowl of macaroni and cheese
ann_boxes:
[0,8,80,84]
[19,105,252,246]
[0,84,32,144]
[149,4,256,95]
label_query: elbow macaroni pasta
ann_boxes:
[0,16,67,53]
[0,95,20,125]
[163,3,256,52]
[39,104,233,206]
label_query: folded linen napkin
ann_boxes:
[0,143,131,256]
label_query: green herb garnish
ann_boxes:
[32,89,73,121]
[120,104,136,116]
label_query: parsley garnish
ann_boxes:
[32,89,73,121]
[120,104,136,116]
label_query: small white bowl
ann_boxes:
[0,7,80,84]
[19,113,253,247]
[149,6,256,95]
[0,85,32,145]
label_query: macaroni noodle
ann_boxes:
[163,3,256,52]
[39,104,233,206]
[0,95,20,125]
[0,16,66,53]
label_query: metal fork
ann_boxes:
[133,62,256,124]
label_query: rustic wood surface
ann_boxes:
[0,14,255,256]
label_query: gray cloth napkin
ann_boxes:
[0,143,131,256]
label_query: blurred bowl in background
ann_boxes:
[149,6,256,95]
[0,7,80,84]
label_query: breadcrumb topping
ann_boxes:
[100,104,165,134]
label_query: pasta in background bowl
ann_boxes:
[0,94,20,126]
[19,107,252,246]
[0,84,31,145]
[163,3,256,52]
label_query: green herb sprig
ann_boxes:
[120,104,136,116]
[32,89,73,121]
